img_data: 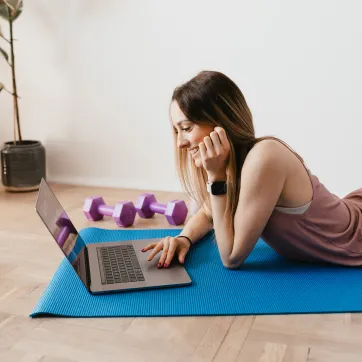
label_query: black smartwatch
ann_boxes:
[206,181,227,195]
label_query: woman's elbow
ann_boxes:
[222,258,244,270]
[221,250,248,269]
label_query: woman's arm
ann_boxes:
[178,204,214,245]
[144,203,213,267]
[209,141,287,269]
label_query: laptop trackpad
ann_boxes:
[136,250,192,287]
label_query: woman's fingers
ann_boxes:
[147,242,164,261]
[203,136,215,155]
[210,131,222,153]
[215,127,230,153]
[142,243,158,252]
[163,239,178,267]
[215,127,228,145]
[158,238,170,267]
[199,142,207,163]
[143,237,190,268]
[178,247,189,264]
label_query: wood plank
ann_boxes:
[1,182,362,362]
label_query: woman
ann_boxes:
[142,70,362,269]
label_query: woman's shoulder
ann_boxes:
[246,138,293,166]
[243,137,304,180]
[244,138,313,207]
[242,139,290,180]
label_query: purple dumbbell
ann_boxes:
[56,212,77,247]
[135,193,188,226]
[83,196,136,227]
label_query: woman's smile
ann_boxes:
[190,147,199,157]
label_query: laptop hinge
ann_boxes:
[84,246,92,291]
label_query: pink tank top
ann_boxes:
[261,161,362,267]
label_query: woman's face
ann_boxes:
[170,101,215,168]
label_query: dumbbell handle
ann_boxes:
[98,204,114,217]
[149,202,166,214]
[56,225,73,247]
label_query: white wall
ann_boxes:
[1,0,361,196]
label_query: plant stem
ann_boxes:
[9,16,22,143]
[0,35,11,43]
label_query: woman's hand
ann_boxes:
[199,127,230,180]
[142,236,191,268]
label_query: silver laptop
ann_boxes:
[35,178,192,294]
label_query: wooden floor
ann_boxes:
[1,181,362,362]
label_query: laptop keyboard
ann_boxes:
[97,245,145,285]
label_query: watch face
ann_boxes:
[211,181,227,195]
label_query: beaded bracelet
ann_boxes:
[176,235,193,247]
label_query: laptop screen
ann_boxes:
[35,178,89,290]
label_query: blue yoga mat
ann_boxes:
[30,227,362,318]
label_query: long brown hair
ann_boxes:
[171,70,301,227]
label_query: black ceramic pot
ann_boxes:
[1,140,46,192]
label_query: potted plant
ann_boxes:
[0,0,46,192]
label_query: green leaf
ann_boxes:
[0,46,9,62]
[0,0,23,21]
